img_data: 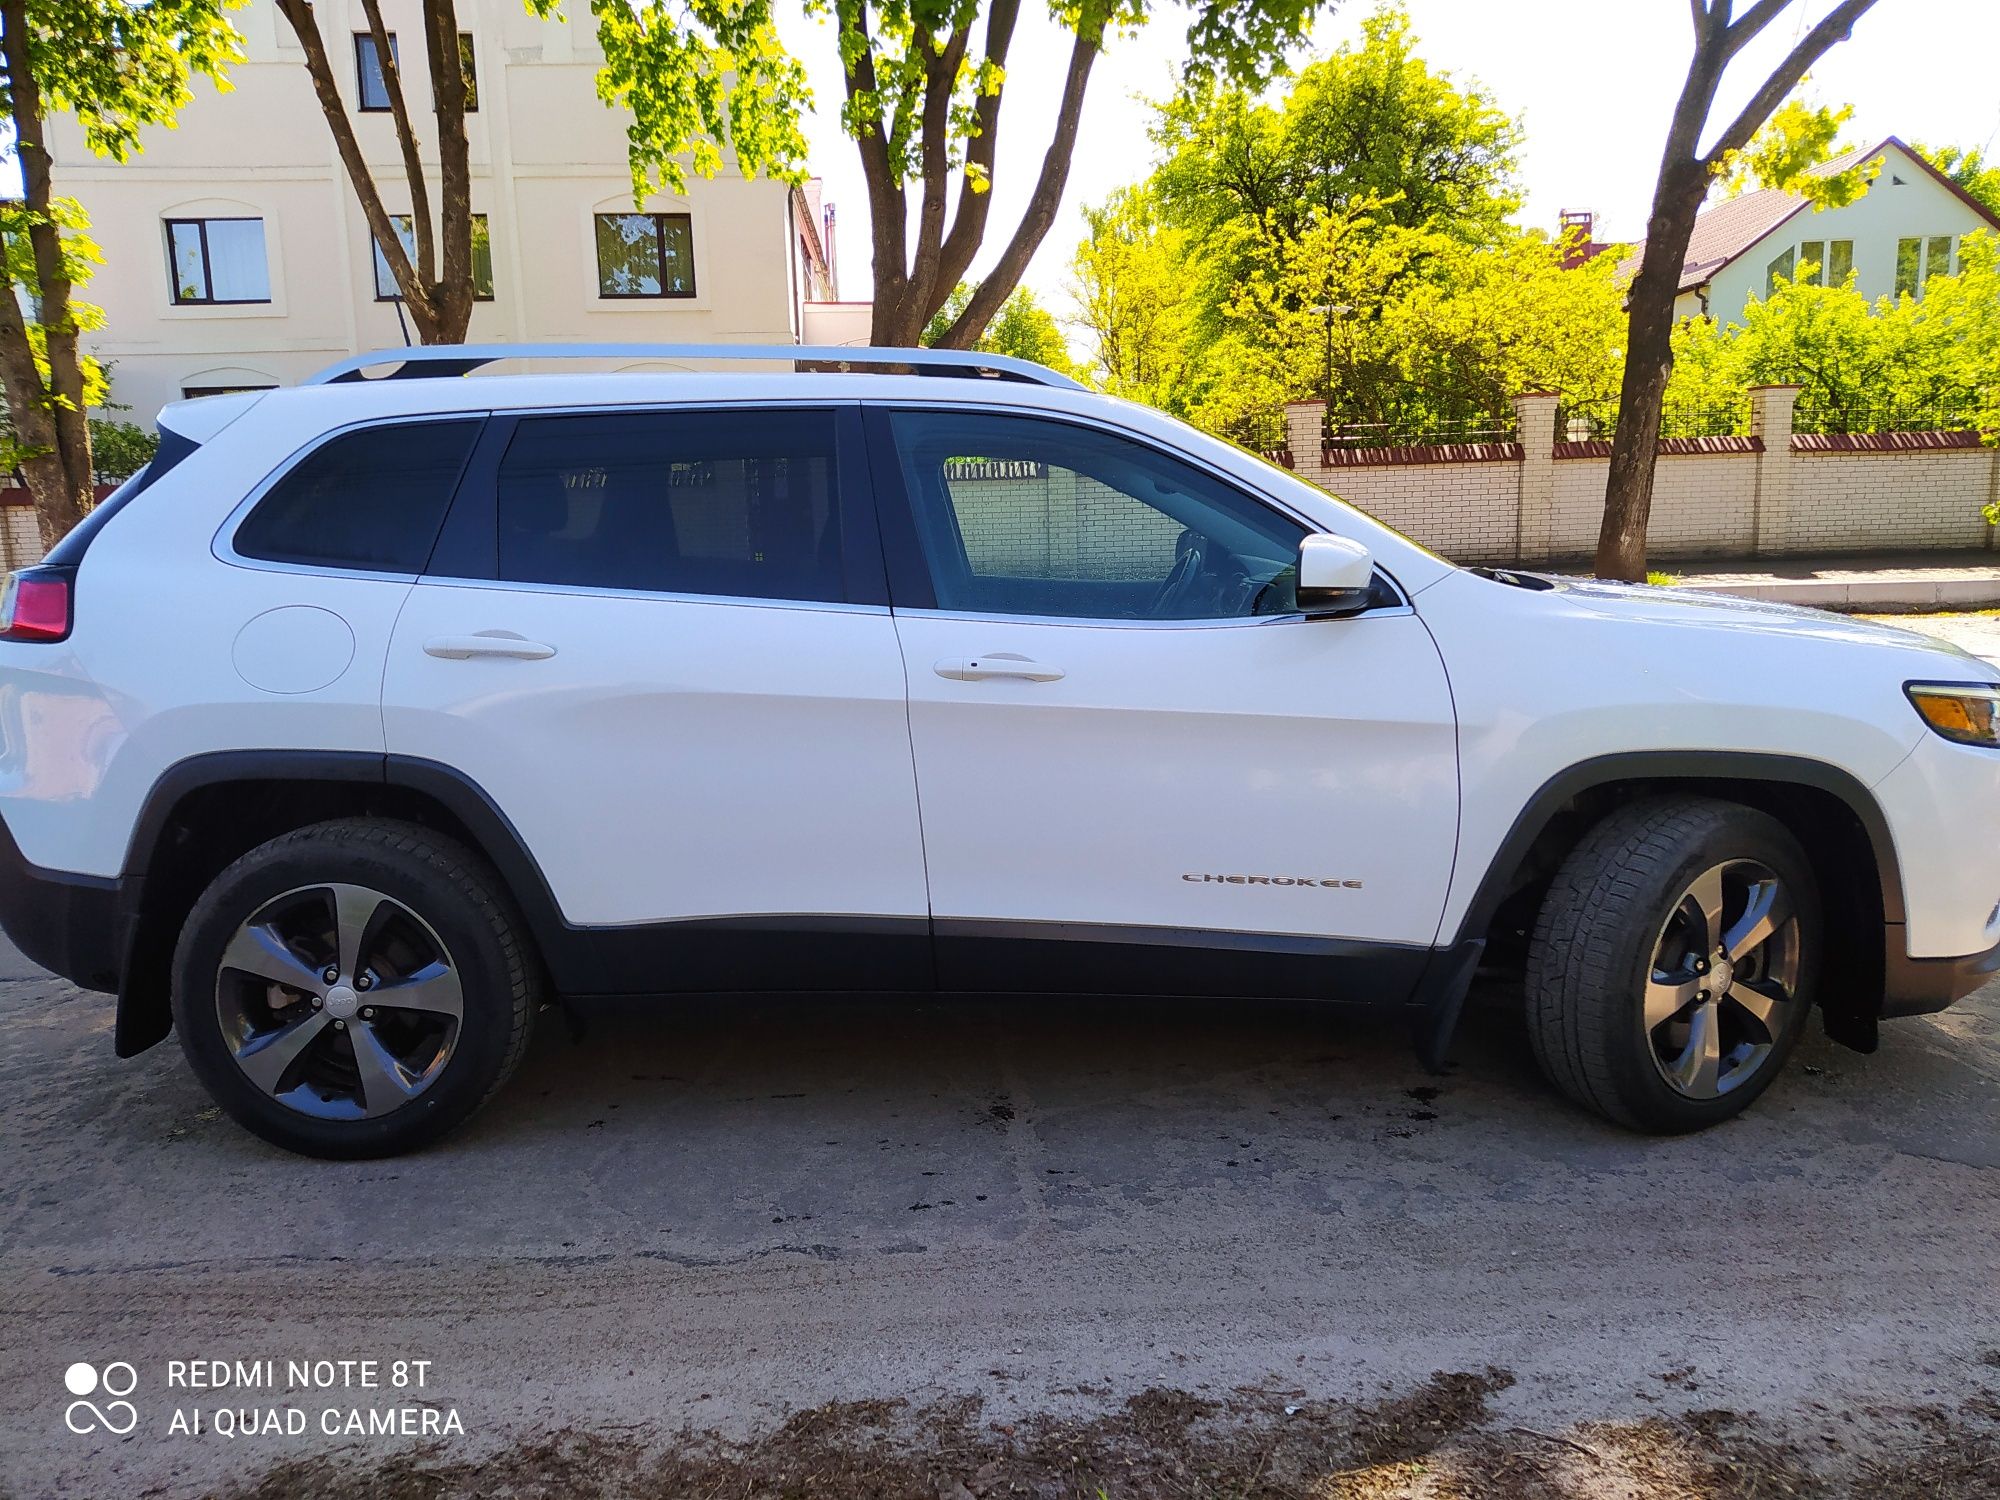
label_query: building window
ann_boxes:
[355,33,397,112]
[165,218,272,305]
[459,33,478,111]
[1792,239,1853,287]
[1763,246,1794,296]
[373,214,494,300]
[1896,235,1956,298]
[594,213,695,298]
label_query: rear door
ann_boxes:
[382,402,931,992]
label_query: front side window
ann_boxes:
[373,214,493,300]
[594,212,695,298]
[166,218,271,304]
[493,408,842,602]
[888,410,1306,621]
[234,420,479,572]
[355,33,397,111]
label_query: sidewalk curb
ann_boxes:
[1690,577,2000,612]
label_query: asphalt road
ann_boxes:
[5,613,1998,1499]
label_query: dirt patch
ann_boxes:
[220,1373,2000,1500]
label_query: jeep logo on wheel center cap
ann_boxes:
[324,984,360,1020]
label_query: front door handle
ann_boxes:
[423,632,557,661]
[934,653,1065,683]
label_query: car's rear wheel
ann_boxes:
[1525,796,1819,1132]
[172,819,538,1158]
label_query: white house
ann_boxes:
[48,0,856,425]
[1625,137,2000,324]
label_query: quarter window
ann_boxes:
[355,33,397,111]
[594,213,695,298]
[493,408,842,602]
[234,420,480,573]
[165,218,271,305]
[374,214,493,300]
[887,410,1307,621]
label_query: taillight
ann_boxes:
[0,567,74,642]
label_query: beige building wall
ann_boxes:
[49,0,839,426]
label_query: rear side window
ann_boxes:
[234,419,480,573]
[493,408,842,602]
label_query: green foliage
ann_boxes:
[6,0,245,162]
[1915,142,2000,220]
[921,281,1079,378]
[1721,96,1876,207]
[85,417,158,481]
[1072,6,1603,448]
[1152,6,1521,254]
[0,195,109,411]
[527,0,812,204]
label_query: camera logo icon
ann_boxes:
[64,1362,138,1435]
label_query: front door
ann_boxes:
[383,403,931,992]
[871,406,1459,997]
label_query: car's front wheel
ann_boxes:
[1525,796,1819,1132]
[172,819,538,1158]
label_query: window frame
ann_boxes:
[373,213,494,301]
[164,216,273,306]
[354,32,397,112]
[215,413,488,581]
[418,403,889,610]
[863,404,1403,626]
[592,212,697,300]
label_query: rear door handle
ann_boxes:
[423,633,557,661]
[934,653,1065,683]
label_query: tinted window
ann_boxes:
[235,420,479,572]
[888,410,1305,620]
[494,408,842,602]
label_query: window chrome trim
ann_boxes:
[405,572,888,617]
[888,593,1413,631]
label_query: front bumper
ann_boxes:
[1882,934,2000,1017]
[0,813,126,994]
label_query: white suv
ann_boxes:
[2,344,1995,1157]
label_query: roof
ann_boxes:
[1621,137,2000,292]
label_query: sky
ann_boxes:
[777,0,2000,319]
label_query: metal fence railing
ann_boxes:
[1555,398,1751,442]
[1789,395,1982,436]
[1324,410,1519,449]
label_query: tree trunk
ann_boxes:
[0,0,94,547]
[1596,169,1707,581]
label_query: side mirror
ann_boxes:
[1296,533,1376,617]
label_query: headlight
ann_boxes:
[1906,682,2000,748]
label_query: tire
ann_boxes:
[172,818,538,1158]
[1525,795,1820,1133]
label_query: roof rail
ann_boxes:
[304,342,1087,391]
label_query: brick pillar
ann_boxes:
[1511,391,1559,564]
[1283,399,1326,478]
[1748,385,1800,556]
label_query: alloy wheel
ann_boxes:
[1644,858,1801,1100]
[214,883,464,1120]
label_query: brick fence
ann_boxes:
[1276,388,2000,566]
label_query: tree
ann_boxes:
[1070,184,1197,404]
[1916,142,2000,220]
[0,0,241,547]
[588,0,1344,350]
[1596,0,1881,581]
[272,0,479,345]
[922,281,1078,376]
